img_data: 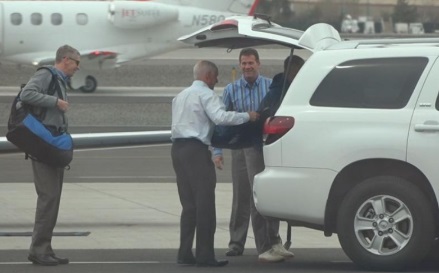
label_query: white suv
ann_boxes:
[180,16,439,271]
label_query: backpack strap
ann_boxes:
[36,67,61,97]
[35,67,67,125]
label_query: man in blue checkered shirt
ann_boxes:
[213,48,294,263]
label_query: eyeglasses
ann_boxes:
[67,57,80,66]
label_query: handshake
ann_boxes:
[248,111,260,122]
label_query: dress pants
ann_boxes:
[29,159,64,255]
[228,146,280,254]
[171,139,217,264]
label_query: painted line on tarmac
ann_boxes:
[0,261,163,265]
[76,176,175,179]
[73,144,171,152]
[72,261,162,264]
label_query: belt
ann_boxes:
[173,138,204,144]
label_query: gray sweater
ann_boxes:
[20,66,68,132]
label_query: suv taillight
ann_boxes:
[263,116,295,145]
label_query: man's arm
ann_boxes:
[212,83,234,169]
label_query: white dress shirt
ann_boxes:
[172,80,250,145]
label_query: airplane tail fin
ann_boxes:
[157,0,260,15]
[225,0,260,15]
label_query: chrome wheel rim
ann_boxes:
[354,195,413,255]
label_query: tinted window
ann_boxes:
[310,57,428,109]
[31,13,43,25]
[10,13,22,25]
[51,13,62,25]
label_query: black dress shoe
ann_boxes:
[51,255,69,264]
[225,248,243,256]
[28,254,59,266]
[197,259,229,267]
[177,258,196,265]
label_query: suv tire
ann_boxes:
[336,176,435,271]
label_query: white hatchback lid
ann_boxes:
[178,15,341,52]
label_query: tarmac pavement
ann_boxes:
[0,182,341,251]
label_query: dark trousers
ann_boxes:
[29,159,64,255]
[171,139,217,263]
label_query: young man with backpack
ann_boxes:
[20,45,80,266]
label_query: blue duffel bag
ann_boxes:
[6,69,73,168]
[7,114,73,168]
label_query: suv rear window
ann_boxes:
[310,57,428,109]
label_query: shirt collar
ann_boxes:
[240,74,262,88]
[192,80,209,88]
[54,67,69,82]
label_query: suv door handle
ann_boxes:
[414,123,439,132]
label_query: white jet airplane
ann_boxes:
[0,0,260,92]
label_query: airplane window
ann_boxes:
[10,13,22,25]
[76,13,88,25]
[51,13,63,26]
[31,13,43,25]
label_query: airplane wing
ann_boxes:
[7,49,119,69]
[0,131,172,154]
[9,49,119,92]
[79,50,119,70]
[3,51,56,66]
[23,50,119,69]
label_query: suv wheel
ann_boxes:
[337,176,435,271]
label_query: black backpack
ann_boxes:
[6,67,73,168]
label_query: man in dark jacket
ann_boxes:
[259,55,305,118]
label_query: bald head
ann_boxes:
[193,60,219,89]
[193,60,218,79]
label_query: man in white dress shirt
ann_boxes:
[171,60,259,267]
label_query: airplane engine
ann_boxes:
[108,1,179,29]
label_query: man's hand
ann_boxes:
[248,111,260,122]
[57,99,69,112]
[213,155,224,170]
